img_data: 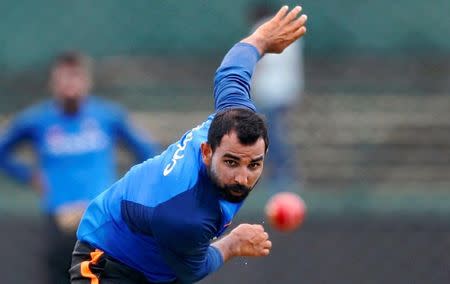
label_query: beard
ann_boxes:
[61,97,81,115]
[207,165,255,203]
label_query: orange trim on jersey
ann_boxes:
[80,249,104,284]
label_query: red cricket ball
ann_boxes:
[265,192,306,232]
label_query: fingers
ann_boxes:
[236,223,264,232]
[281,6,303,25]
[259,240,272,256]
[255,230,271,255]
[232,223,272,257]
[273,5,289,22]
[277,6,308,43]
[247,225,268,242]
[293,26,307,40]
[252,231,268,243]
[289,14,308,32]
[253,224,264,232]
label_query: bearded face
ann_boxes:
[207,163,255,203]
[201,131,265,203]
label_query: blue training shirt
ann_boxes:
[77,43,261,283]
[0,96,158,213]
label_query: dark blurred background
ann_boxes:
[1,0,449,283]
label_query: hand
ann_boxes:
[229,224,272,256]
[55,201,88,234]
[242,5,307,56]
[212,224,272,261]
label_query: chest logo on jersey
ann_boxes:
[163,122,206,176]
[45,119,109,155]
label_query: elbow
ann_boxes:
[175,248,223,283]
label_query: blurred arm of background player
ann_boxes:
[212,5,307,262]
[0,99,160,197]
[113,106,161,161]
[0,110,42,195]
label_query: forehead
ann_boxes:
[215,131,265,158]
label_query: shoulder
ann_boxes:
[88,96,126,114]
[161,114,215,177]
[13,100,51,125]
[86,96,128,123]
[123,115,216,205]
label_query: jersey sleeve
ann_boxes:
[112,105,160,161]
[214,42,261,112]
[0,110,35,183]
[155,231,224,283]
[122,193,224,283]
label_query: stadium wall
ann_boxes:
[1,0,449,70]
[1,214,448,284]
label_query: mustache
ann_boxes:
[219,183,252,203]
[224,183,252,194]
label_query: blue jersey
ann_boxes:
[0,96,158,213]
[77,43,261,283]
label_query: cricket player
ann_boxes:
[0,52,159,284]
[69,6,307,284]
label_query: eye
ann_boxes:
[248,162,261,170]
[224,160,238,167]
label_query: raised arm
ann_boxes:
[214,5,307,112]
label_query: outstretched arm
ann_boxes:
[155,222,271,283]
[115,108,160,161]
[214,5,307,112]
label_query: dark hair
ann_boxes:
[52,51,92,74]
[208,108,269,152]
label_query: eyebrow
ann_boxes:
[223,153,264,163]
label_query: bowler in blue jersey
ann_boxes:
[70,6,307,284]
[0,52,159,284]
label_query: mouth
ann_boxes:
[229,188,246,197]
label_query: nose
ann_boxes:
[234,170,249,186]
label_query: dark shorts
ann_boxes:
[69,241,179,284]
[47,215,78,284]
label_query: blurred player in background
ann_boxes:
[0,51,160,284]
[69,6,307,283]
[250,3,305,190]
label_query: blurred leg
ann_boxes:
[265,105,299,190]
[46,216,77,284]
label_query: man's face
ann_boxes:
[202,131,266,203]
[50,64,91,114]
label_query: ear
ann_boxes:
[201,142,213,166]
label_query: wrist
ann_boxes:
[241,34,267,57]
[212,233,239,262]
